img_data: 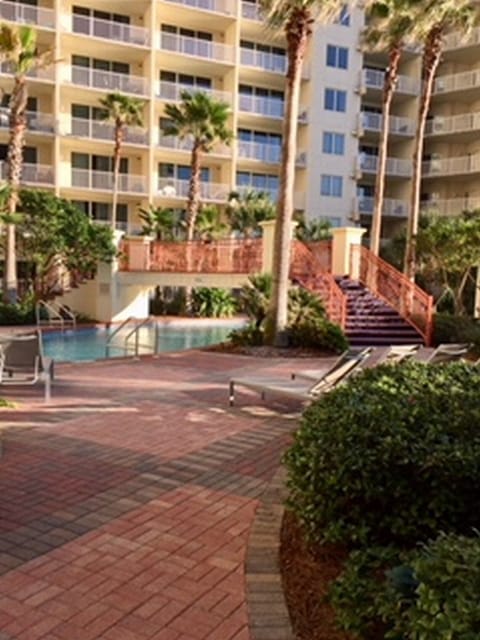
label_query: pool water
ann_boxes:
[42,321,241,362]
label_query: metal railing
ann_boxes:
[0,108,55,134]
[0,0,55,29]
[238,94,284,118]
[158,134,231,156]
[71,169,147,193]
[157,178,230,201]
[351,244,433,345]
[70,118,148,145]
[69,65,148,96]
[0,161,54,185]
[164,0,235,15]
[359,111,415,136]
[362,68,420,95]
[158,32,234,63]
[156,81,232,104]
[123,316,159,357]
[241,1,262,20]
[434,70,480,94]
[358,155,412,177]
[36,301,76,331]
[105,316,133,357]
[71,14,150,46]
[420,197,480,216]
[237,140,281,163]
[425,112,480,136]
[422,154,480,177]
[240,48,286,74]
[356,197,409,218]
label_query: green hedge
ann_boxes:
[284,361,480,547]
[434,312,480,353]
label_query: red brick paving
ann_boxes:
[0,349,328,639]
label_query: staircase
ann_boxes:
[336,277,424,346]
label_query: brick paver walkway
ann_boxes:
[0,350,322,640]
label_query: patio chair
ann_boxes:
[424,343,470,365]
[228,347,373,407]
[0,330,54,402]
[290,346,374,383]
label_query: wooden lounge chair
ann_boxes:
[229,347,373,406]
[0,330,54,402]
[424,343,470,365]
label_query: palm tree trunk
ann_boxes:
[370,45,401,256]
[265,9,309,346]
[404,27,443,283]
[4,76,27,303]
[111,121,123,231]
[186,143,201,242]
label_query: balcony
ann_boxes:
[158,178,230,201]
[158,33,234,64]
[422,154,480,177]
[235,184,278,202]
[0,0,54,29]
[71,169,147,193]
[444,27,480,50]
[240,48,286,74]
[239,94,284,119]
[238,140,281,163]
[163,0,235,16]
[69,118,149,145]
[158,133,231,156]
[356,197,409,218]
[421,197,480,216]
[359,111,415,136]
[71,14,150,47]
[358,154,412,177]
[361,68,420,95]
[0,61,54,82]
[0,161,54,185]
[241,1,262,20]
[0,108,55,134]
[434,70,480,94]
[425,112,480,136]
[156,81,232,104]
[69,65,148,96]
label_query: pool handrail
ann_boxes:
[105,316,135,357]
[123,316,158,357]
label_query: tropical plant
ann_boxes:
[238,273,273,328]
[404,0,477,282]
[195,205,228,241]
[191,287,237,318]
[138,205,181,241]
[364,0,420,255]
[294,218,332,242]
[0,24,54,303]
[226,190,276,238]
[162,91,233,241]
[260,0,354,345]
[99,92,145,230]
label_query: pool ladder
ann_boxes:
[105,316,159,358]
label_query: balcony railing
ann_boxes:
[359,111,415,136]
[70,118,149,145]
[238,140,281,163]
[163,0,235,16]
[356,197,409,218]
[434,70,480,94]
[239,94,284,118]
[425,112,480,136]
[0,161,54,185]
[240,48,286,74]
[0,60,54,82]
[422,154,480,177]
[158,133,230,155]
[241,1,262,20]
[444,27,480,50]
[158,178,230,201]
[156,81,232,104]
[0,0,54,29]
[158,32,234,64]
[70,65,148,96]
[420,197,480,216]
[362,68,420,95]
[71,14,150,47]
[0,108,55,134]
[71,169,147,193]
[358,155,412,177]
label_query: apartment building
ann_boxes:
[0,0,475,241]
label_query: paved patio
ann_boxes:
[0,349,323,640]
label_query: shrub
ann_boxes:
[288,317,348,352]
[284,361,480,547]
[150,286,186,316]
[191,287,237,318]
[331,533,480,640]
[0,297,35,325]
[434,312,480,353]
[228,322,264,346]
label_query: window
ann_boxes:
[72,200,128,226]
[160,71,212,90]
[326,45,348,69]
[336,5,350,26]
[72,153,128,173]
[236,171,279,193]
[159,163,210,182]
[321,175,343,197]
[324,88,346,112]
[322,132,345,155]
[71,55,129,75]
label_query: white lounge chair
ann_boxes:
[0,330,54,402]
[229,347,373,406]
[424,343,470,365]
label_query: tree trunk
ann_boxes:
[370,45,401,256]
[4,75,28,304]
[264,9,309,346]
[404,27,443,283]
[111,121,123,231]
[186,143,202,242]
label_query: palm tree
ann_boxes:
[195,205,227,241]
[137,205,180,241]
[364,0,419,256]
[403,0,477,282]
[99,93,145,231]
[260,0,354,345]
[0,24,53,303]
[226,189,276,238]
[162,90,233,241]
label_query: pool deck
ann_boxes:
[0,349,324,640]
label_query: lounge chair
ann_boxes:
[229,347,373,406]
[0,330,54,402]
[291,344,418,383]
[291,346,373,382]
[424,343,470,365]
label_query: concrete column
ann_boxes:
[259,220,275,273]
[331,227,366,279]
[124,235,152,271]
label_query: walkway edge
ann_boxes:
[246,465,294,640]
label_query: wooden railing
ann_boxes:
[290,241,346,328]
[352,245,434,345]
[147,239,263,273]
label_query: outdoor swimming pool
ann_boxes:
[42,320,242,362]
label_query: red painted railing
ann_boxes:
[305,240,332,273]
[290,240,346,328]
[352,245,434,345]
